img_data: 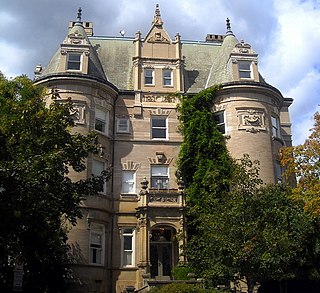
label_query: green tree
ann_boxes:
[0,74,110,292]
[177,87,233,227]
[281,112,320,217]
[177,89,320,292]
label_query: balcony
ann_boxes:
[148,188,180,204]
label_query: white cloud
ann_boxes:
[1,0,319,146]
[287,69,320,145]
[0,41,29,78]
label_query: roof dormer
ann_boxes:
[229,40,259,82]
[59,8,91,75]
[133,4,184,92]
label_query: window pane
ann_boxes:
[92,160,104,176]
[163,70,172,86]
[122,171,135,193]
[95,109,108,133]
[123,251,132,266]
[145,69,153,85]
[91,232,102,245]
[238,61,252,79]
[151,117,167,139]
[67,53,81,70]
[118,118,129,132]
[238,62,251,70]
[152,166,168,176]
[152,118,166,127]
[124,236,133,250]
[151,177,169,189]
[239,71,251,79]
[90,225,104,265]
[152,128,166,138]
[213,112,225,134]
[96,109,106,121]
[95,119,105,132]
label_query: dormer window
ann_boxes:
[67,52,82,70]
[238,61,252,79]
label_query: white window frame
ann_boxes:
[213,111,226,134]
[144,68,154,85]
[163,69,173,86]
[117,118,129,133]
[89,224,105,265]
[238,61,252,79]
[151,116,168,140]
[67,52,82,71]
[95,108,109,135]
[271,116,280,138]
[121,228,135,268]
[122,170,136,194]
[151,165,169,189]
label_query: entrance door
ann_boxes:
[150,227,175,280]
[150,243,172,279]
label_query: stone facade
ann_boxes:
[34,5,292,293]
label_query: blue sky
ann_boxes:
[1,0,319,145]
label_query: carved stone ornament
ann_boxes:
[70,102,86,125]
[148,152,173,165]
[149,108,171,116]
[149,194,178,203]
[147,32,170,44]
[143,95,178,103]
[233,40,254,54]
[237,108,266,132]
[121,160,141,171]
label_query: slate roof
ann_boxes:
[38,22,267,93]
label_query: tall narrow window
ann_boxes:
[95,108,109,134]
[90,224,104,265]
[275,161,283,183]
[163,69,173,86]
[122,171,135,193]
[238,61,252,79]
[151,117,167,139]
[271,116,280,137]
[213,111,226,134]
[151,166,169,189]
[145,69,154,85]
[67,53,82,70]
[92,159,106,194]
[122,228,135,267]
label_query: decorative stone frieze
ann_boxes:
[143,95,178,103]
[237,108,266,133]
[121,160,141,171]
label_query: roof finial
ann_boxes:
[152,4,163,26]
[226,18,234,35]
[77,7,82,22]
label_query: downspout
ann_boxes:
[109,91,119,293]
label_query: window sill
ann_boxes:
[151,138,168,141]
[94,129,110,137]
[121,266,138,270]
[89,263,104,267]
[272,136,284,144]
[121,193,138,201]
